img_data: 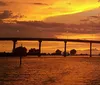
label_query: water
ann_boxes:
[0,56,100,85]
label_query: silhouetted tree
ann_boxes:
[28,48,35,54]
[51,49,62,55]
[70,49,77,55]
[63,51,70,56]
[55,49,62,55]
[28,48,39,55]
[13,46,27,56]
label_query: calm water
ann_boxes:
[0,56,100,85]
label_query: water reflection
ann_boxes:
[0,57,100,85]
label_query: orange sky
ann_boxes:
[0,0,100,20]
[0,41,100,54]
[0,0,100,52]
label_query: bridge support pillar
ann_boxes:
[90,42,92,57]
[64,41,67,57]
[12,40,17,53]
[38,40,42,57]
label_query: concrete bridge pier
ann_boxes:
[12,40,17,53]
[64,41,67,57]
[90,42,92,57]
[38,40,42,57]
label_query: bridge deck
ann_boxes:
[0,38,100,43]
[0,37,99,57]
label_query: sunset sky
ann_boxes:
[0,0,100,21]
[0,0,100,53]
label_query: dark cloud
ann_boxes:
[0,21,100,38]
[89,15,100,21]
[0,21,67,38]
[5,1,49,6]
[80,19,89,22]
[0,10,12,20]
[15,21,100,34]
[0,22,57,38]
[31,3,48,6]
[0,10,24,21]
[90,16,99,18]
[0,1,7,6]
[80,15,100,23]
[98,0,100,2]
[16,21,66,29]
[12,15,24,19]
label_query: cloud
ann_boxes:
[89,15,100,21]
[0,21,100,38]
[0,1,7,6]
[0,22,57,38]
[0,10,24,21]
[31,2,48,6]
[80,15,100,24]
[0,21,68,38]
[98,0,100,2]
[45,7,100,24]
[90,16,99,18]
[66,3,71,5]
[16,21,66,29]
[15,21,100,34]
[6,1,49,6]
[12,15,24,19]
[0,10,12,20]
[80,19,89,22]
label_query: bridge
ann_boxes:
[0,37,100,57]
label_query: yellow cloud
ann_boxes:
[27,0,100,20]
[1,0,100,21]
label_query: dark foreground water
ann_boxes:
[0,56,100,85]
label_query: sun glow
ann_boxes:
[10,0,100,21]
[3,0,100,21]
[32,1,100,20]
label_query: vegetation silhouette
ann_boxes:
[55,49,62,55]
[63,51,70,56]
[13,46,27,56]
[51,49,62,55]
[28,48,39,55]
[70,49,77,55]
[0,44,79,57]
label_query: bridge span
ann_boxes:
[0,37,100,57]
